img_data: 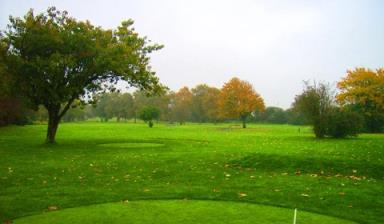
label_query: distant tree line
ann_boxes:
[2,68,384,135]
[0,81,302,126]
[1,68,383,137]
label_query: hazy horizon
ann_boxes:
[1,0,383,109]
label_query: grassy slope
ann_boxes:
[0,122,383,223]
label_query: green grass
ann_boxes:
[0,122,383,223]
[13,200,356,224]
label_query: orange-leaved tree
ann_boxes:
[336,68,384,132]
[218,77,265,128]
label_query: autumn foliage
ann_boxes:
[218,77,265,128]
[337,68,384,132]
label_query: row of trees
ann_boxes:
[21,78,266,128]
[26,87,306,126]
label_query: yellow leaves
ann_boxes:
[337,67,384,110]
[218,77,265,119]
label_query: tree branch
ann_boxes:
[58,97,76,119]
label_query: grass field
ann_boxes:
[0,122,383,223]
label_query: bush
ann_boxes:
[325,108,363,138]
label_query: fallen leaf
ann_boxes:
[238,192,247,198]
[48,206,58,211]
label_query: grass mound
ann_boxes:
[13,200,356,224]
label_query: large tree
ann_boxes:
[0,36,30,126]
[336,68,384,132]
[1,7,165,143]
[218,77,265,128]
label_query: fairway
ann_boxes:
[0,122,383,223]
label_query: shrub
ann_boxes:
[325,108,363,138]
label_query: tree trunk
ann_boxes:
[241,116,247,128]
[46,105,61,144]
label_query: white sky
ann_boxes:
[1,0,383,108]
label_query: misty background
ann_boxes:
[1,0,383,108]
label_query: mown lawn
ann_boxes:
[0,122,383,223]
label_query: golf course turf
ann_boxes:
[13,200,356,224]
[0,122,383,223]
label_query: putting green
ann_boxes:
[13,200,356,224]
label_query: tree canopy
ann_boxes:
[336,68,384,132]
[169,87,193,125]
[218,77,265,128]
[191,84,221,123]
[1,7,165,142]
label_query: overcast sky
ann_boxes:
[1,0,383,108]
